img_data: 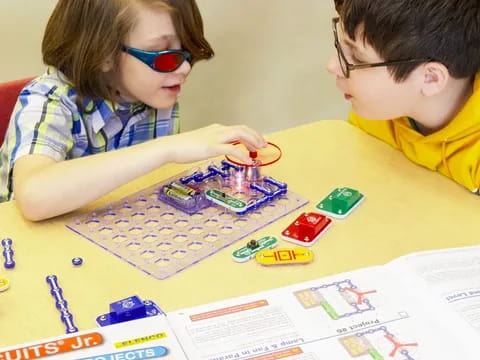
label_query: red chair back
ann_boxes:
[0,77,34,146]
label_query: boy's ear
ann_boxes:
[420,62,450,97]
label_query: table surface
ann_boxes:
[1,119,479,347]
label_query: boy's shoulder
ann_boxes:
[25,67,76,101]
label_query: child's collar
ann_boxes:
[89,99,148,134]
[100,99,147,117]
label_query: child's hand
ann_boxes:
[164,124,267,164]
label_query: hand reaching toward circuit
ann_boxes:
[163,124,267,164]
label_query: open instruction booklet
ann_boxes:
[2,245,480,360]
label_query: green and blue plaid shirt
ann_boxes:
[0,67,180,202]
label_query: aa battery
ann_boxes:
[169,182,200,196]
[163,185,196,208]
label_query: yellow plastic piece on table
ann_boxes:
[256,248,314,266]
[0,278,10,292]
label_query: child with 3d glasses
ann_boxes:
[0,0,266,220]
[327,0,480,193]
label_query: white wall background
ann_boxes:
[0,0,349,133]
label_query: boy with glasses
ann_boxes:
[327,0,480,193]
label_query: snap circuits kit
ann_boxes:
[66,158,308,280]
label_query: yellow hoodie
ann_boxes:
[349,74,480,193]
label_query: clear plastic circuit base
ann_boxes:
[66,161,308,280]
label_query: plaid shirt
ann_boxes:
[0,67,180,202]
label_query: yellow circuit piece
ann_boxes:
[255,248,314,265]
[0,278,10,292]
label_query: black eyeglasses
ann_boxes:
[332,17,427,78]
[123,46,193,73]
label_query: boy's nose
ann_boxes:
[326,52,344,78]
[175,59,192,76]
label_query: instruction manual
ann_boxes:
[2,245,480,359]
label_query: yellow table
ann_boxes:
[1,120,479,347]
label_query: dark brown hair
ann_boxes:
[42,0,214,102]
[334,0,480,81]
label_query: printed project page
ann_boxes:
[168,265,461,360]
[388,245,480,347]
[0,315,187,360]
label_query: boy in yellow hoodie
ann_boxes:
[327,0,480,193]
